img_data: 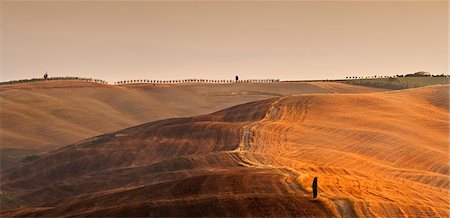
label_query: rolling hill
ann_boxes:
[1,84,447,217]
[0,80,385,169]
[345,76,449,89]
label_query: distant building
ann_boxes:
[405,71,431,77]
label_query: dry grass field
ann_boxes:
[0,82,447,217]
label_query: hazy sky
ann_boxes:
[1,1,448,82]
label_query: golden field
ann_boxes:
[0,81,447,217]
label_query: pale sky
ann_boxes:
[1,1,448,83]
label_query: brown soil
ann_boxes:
[0,80,385,169]
[1,84,447,217]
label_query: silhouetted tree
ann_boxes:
[312,177,318,198]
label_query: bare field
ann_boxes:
[0,80,384,169]
[0,83,447,217]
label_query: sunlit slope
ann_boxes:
[238,84,449,217]
[1,84,446,217]
[0,80,384,169]
[0,81,337,151]
[0,99,332,217]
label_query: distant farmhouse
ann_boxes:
[405,71,431,77]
